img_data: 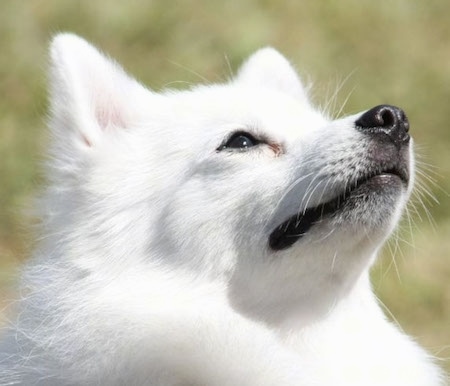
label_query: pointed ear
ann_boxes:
[49,33,148,149]
[236,47,309,102]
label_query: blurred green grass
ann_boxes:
[0,0,449,371]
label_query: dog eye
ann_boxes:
[218,131,260,151]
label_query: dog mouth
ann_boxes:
[268,165,409,251]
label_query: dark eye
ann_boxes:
[218,131,260,151]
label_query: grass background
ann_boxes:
[0,0,449,372]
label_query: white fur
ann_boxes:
[0,34,445,385]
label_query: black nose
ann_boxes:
[355,104,410,147]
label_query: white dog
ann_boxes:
[0,34,445,385]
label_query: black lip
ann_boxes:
[268,166,408,251]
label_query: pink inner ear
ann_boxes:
[95,103,126,130]
[86,68,128,131]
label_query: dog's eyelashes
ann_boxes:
[217,131,261,151]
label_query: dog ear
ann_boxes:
[236,47,309,102]
[49,33,149,150]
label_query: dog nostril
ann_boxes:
[379,108,395,128]
[400,110,409,132]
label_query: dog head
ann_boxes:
[48,34,413,324]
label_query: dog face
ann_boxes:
[49,35,413,324]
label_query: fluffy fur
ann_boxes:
[0,34,445,385]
